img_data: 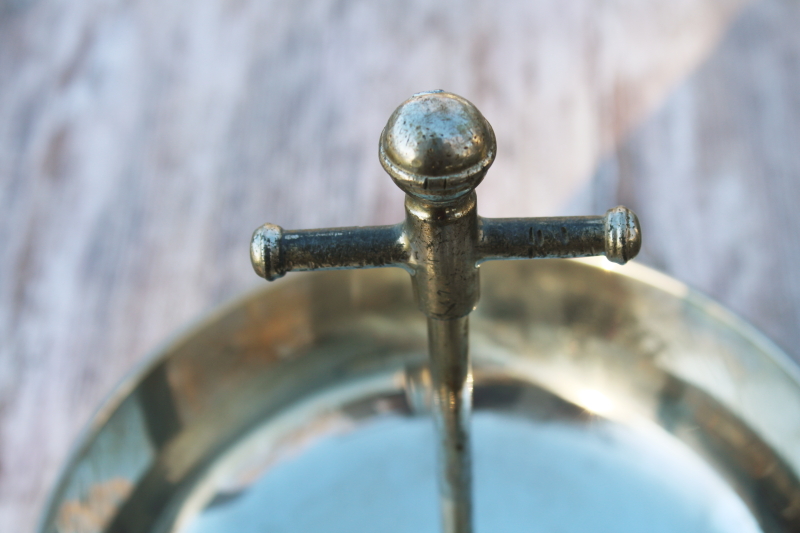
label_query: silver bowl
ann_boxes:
[40,259,800,533]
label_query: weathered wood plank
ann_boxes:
[591,0,800,356]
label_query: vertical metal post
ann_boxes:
[428,316,472,533]
[251,90,642,533]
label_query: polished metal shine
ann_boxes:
[250,90,641,533]
[39,260,800,533]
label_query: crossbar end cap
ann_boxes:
[604,206,642,265]
[251,223,285,281]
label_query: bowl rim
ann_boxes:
[37,258,800,533]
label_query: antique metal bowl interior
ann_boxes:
[41,259,800,533]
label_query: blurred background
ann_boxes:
[1,0,799,530]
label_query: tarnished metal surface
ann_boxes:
[250,90,642,533]
[478,209,641,265]
[379,90,496,204]
[427,316,472,533]
[250,92,642,290]
[38,260,800,533]
[251,223,408,281]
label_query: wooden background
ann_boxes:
[2,0,799,530]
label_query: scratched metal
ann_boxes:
[39,259,800,533]
[249,91,641,533]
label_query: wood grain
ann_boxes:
[3,0,799,530]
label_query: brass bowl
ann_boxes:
[40,259,800,533]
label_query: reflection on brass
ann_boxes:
[38,260,800,533]
[56,478,132,533]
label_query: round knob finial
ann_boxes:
[379,90,496,203]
